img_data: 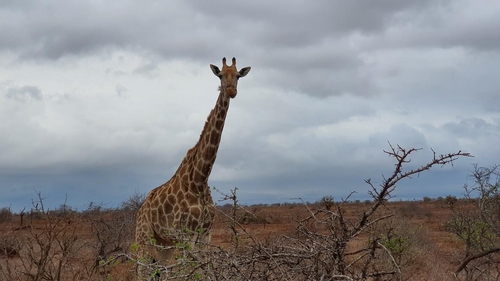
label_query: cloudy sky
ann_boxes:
[1,0,499,211]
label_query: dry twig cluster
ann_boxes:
[129,144,471,280]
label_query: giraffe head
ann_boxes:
[210,57,251,98]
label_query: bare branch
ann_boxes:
[455,247,500,276]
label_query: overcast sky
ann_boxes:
[1,0,499,211]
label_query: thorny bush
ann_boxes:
[446,164,500,281]
[126,144,470,280]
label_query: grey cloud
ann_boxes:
[0,164,168,211]
[441,118,500,139]
[253,42,377,97]
[263,66,376,97]
[115,84,128,98]
[132,60,160,78]
[187,1,439,46]
[0,1,212,60]
[0,0,470,100]
[5,85,43,101]
[369,124,428,152]
[0,1,449,61]
[367,1,500,52]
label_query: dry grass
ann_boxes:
[0,199,473,280]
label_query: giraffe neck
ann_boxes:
[175,91,231,192]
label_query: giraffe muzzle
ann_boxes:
[225,86,237,98]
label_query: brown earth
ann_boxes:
[0,200,472,280]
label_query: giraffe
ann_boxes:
[134,57,251,279]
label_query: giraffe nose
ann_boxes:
[225,86,237,98]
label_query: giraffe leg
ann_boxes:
[136,232,179,280]
[135,242,155,281]
[134,218,158,280]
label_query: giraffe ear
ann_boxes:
[210,64,221,77]
[238,67,251,78]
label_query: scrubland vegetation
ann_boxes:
[1,145,499,280]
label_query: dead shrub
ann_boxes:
[0,192,89,281]
[238,211,270,225]
[127,144,470,280]
[0,236,20,258]
[446,165,500,280]
[0,207,12,224]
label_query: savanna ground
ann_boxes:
[0,197,493,280]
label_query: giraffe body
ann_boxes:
[134,57,250,279]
